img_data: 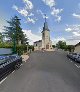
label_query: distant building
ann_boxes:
[74,42,80,53]
[34,16,53,51]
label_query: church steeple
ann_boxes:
[45,14,47,23]
[43,14,49,31]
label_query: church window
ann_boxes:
[43,33,45,37]
[36,44,37,46]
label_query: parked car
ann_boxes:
[75,57,80,63]
[67,52,74,59]
[0,54,22,80]
[70,53,78,60]
[67,52,80,63]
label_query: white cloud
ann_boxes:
[52,36,80,45]
[28,13,34,16]
[27,17,36,24]
[52,37,66,45]
[65,25,80,34]
[12,5,18,10]
[38,27,42,34]
[51,8,63,16]
[37,10,48,19]
[55,16,61,22]
[65,24,80,45]
[22,29,41,45]
[72,13,80,19]
[42,0,55,8]
[13,5,28,17]
[23,0,33,10]
[0,18,8,33]
[0,26,4,33]
[51,7,63,22]
[66,40,80,45]
[65,28,72,32]
[42,0,63,22]
[73,32,80,36]
[66,36,80,45]
[12,0,36,24]
[18,8,28,17]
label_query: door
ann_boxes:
[46,45,49,49]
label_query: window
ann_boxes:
[36,44,37,46]
[43,33,45,37]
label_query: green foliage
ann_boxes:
[56,41,74,52]
[0,42,28,55]
[52,45,55,48]
[4,16,28,45]
[28,45,34,51]
[56,41,66,49]
[0,33,3,43]
[67,45,75,52]
[0,42,13,48]
[4,15,28,54]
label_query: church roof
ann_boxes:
[34,40,42,43]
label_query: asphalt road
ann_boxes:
[0,50,80,92]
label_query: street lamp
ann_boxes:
[13,33,16,54]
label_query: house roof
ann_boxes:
[75,42,80,47]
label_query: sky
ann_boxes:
[0,0,80,45]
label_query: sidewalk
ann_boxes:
[21,55,29,62]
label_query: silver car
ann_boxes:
[75,54,80,63]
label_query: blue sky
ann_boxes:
[0,0,80,45]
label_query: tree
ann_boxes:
[56,41,75,52]
[67,45,75,52]
[21,34,29,45]
[4,16,28,54]
[0,32,3,43]
[56,41,67,49]
[4,16,25,44]
[52,45,56,48]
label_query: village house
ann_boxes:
[74,42,80,53]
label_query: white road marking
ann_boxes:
[75,64,80,68]
[12,70,15,74]
[0,77,7,85]
[21,64,23,66]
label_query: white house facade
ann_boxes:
[74,42,80,53]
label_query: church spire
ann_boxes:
[44,14,47,23]
[43,14,49,31]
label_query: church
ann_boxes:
[34,16,53,51]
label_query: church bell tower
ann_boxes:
[42,14,51,50]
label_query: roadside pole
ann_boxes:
[13,33,16,54]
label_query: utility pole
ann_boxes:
[13,33,16,54]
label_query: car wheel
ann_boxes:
[14,63,20,70]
